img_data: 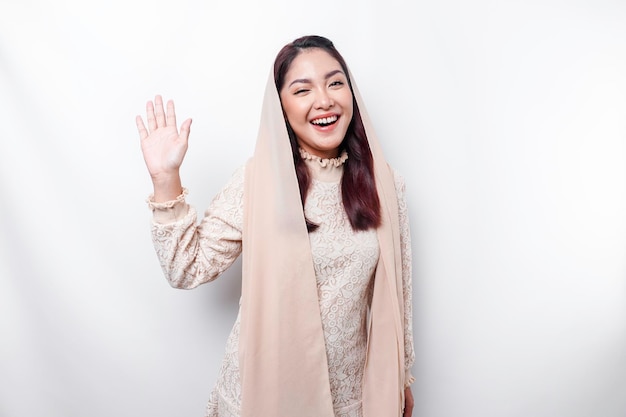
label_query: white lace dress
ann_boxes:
[149,150,415,417]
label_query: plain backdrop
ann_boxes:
[1,1,625,416]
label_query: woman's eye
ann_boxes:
[330,80,344,87]
[294,88,308,95]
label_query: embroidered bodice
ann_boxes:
[148,150,414,417]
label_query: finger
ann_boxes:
[146,100,157,132]
[154,95,166,128]
[135,115,148,140]
[179,118,192,142]
[166,100,177,127]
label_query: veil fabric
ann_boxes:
[239,70,406,417]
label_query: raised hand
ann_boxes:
[136,95,192,202]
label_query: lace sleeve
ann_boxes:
[393,169,416,387]
[149,165,245,289]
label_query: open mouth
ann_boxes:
[311,115,338,127]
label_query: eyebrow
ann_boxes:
[288,69,345,88]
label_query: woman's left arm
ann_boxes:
[394,169,415,415]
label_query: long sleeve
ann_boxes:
[148,165,245,289]
[393,169,416,387]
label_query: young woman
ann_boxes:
[136,35,415,417]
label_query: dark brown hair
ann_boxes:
[273,35,381,232]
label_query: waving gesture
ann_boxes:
[136,95,192,202]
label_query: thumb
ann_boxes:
[180,118,192,142]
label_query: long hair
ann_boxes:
[273,35,381,232]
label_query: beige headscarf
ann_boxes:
[239,68,406,416]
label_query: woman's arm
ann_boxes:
[137,96,244,289]
[148,166,245,289]
[394,169,416,416]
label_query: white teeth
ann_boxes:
[311,115,338,125]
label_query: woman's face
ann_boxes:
[279,48,353,159]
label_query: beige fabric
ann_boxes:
[352,78,406,416]
[239,71,406,417]
[147,157,414,416]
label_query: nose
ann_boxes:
[314,88,334,109]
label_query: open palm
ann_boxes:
[136,95,192,181]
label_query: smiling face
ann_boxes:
[279,48,354,159]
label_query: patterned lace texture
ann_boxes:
[149,153,414,417]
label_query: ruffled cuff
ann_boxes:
[405,370,415,388]
[146,188,189,223]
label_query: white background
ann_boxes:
[1,0,625,416]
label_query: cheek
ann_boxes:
[343,103,354,124]
[281,100,305,125]
[340,93,354,118]
[345,103,354,120]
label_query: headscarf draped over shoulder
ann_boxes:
[239,69,406,417]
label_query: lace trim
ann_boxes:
[146,187,188,210]
[299,147,348,167]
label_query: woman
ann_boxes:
[136,35,415,417]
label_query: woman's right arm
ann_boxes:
[137,96,244,288]
[148,166,245,289]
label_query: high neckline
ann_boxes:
[299,148,347,183]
